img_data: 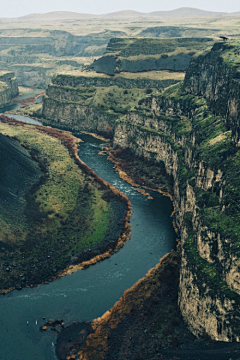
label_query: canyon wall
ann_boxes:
[42,40,240,341]
[113,41,240,341]
[42,70,183,136]
[184,42,240,143]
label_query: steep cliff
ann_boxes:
[43,39,240,342]
[0,71,18,106]
[112,42,240,340]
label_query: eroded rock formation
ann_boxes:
[0,71,18,106]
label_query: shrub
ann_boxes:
[146,88,153,94]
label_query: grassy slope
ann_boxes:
[0,120,113,290]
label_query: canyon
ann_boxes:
[1,27,240,358]
[42,38,240,347]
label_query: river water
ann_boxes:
[0,110,176,360]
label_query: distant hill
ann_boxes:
[149,7,227,17]
[101,7,227,18]
[0,11,94,21]
[227,11,240,16]
[0,8,234,21]
[100,10,144,18]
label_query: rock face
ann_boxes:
[113,93,240,341]
[113,43,240,341]
[43,95,118,134]
[43,39,240,341]
[0,71,18,106]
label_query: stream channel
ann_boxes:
[0,106,176,360]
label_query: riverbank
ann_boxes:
[58,250,195,360]
[0,115,131,293]
[57,145,187,360]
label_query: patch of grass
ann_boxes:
[72,188,111,252]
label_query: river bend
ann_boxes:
[0,112,176,360]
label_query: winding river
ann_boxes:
[0,109,176,360]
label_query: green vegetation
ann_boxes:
[184,236,240,303]
[156,81,240,249]
[0,11,239,88]
[0,121,116,289]
[221,41,240,66]
[13,86,45,102]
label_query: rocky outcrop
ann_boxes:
[0,71,18,97]
[42,71,183,136]
[0,81,11,105]
[0,29,129,88]
[0,71,18,106]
